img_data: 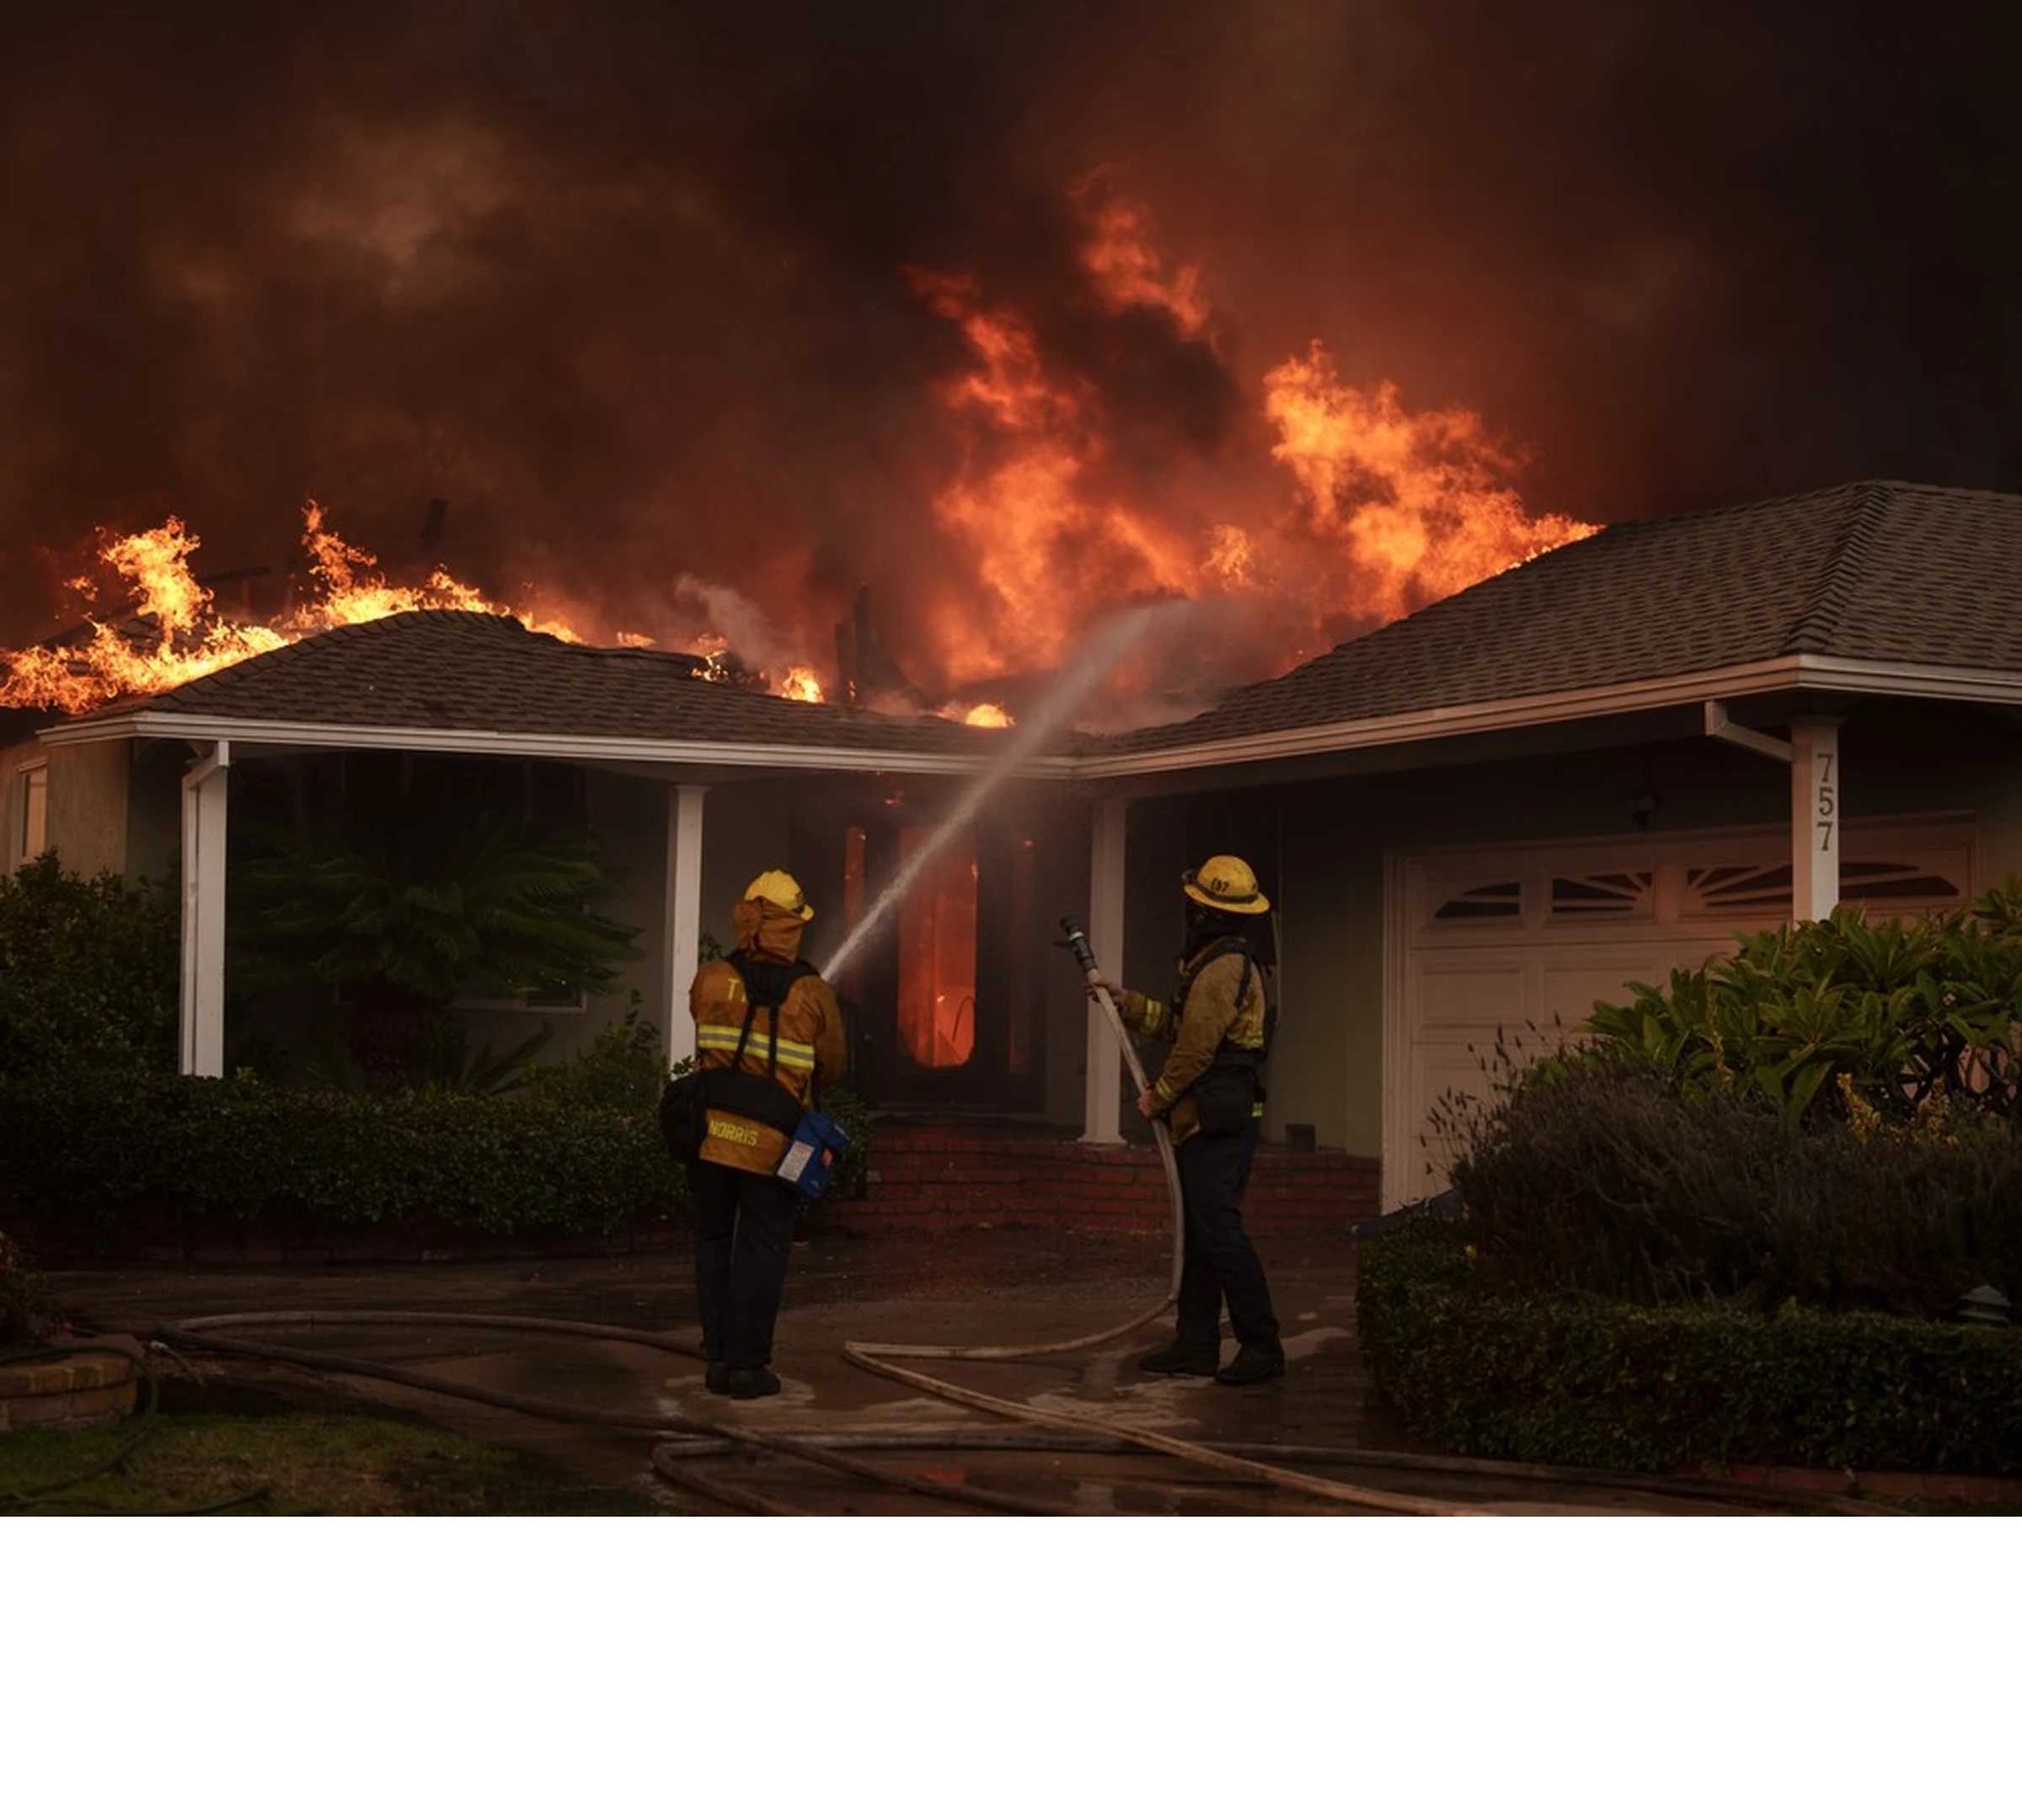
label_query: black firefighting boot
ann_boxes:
[1137,1340,1222,1375]
[1213,1344,1286,1386]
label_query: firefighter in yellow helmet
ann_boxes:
[687,869,845,1398]
[1086,854,1283,1384]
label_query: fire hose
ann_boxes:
[111,916,1483,1513]
[831,913,1475,1516]
[92,916,1886,1515]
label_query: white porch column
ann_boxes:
[1082,796,1128,1145]
[1705,702,1844,923]
[662,783,709,1068]
[1790,716,1843,921]
[178,741,230,1077]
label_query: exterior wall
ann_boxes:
[1980,773,2022,886]
[699,777,796,956]
[29,696,2018,1144]
[1273,823,1384,1157]
[124,744,184,885]
[42,738,132,878]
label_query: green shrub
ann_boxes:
[0,1039,874,1247]
[1445,1051,2022,1319]
[523,993,667,1114]
[0,1072,687,1237]
[0,855,177,1078]
[1358,1213,2022,1475]
[1584,881,2022,1126]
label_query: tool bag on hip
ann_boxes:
[658,957,812,1163]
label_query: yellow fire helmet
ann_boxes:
[744,868,814,921]
[1182,854,1270,916]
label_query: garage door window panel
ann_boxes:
[1430,881,1523,924]
[1549,870,1654,920]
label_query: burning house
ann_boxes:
[8,479,2022,1218]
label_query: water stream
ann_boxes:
[817,600,1180,980]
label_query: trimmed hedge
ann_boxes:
[1444,1052,2022,1319]
[1358,1212,2022,1476]
[0,1068,875,1253]
[0,1072,686,1239]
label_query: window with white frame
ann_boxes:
[13,764,47,867]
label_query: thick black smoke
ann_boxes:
[4,0,2019,675]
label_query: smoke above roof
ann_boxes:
[3,1,2017,696]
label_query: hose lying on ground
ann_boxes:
[828,939,1479,1516]
[99,942,1892,1517]
[152,1316,1076,1516]
[123,1310,1888,1517]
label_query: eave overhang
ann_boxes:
[31,654,2022,784]
[1070,655,2022,779]
[35,709,1080,780]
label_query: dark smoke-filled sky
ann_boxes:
[4,0,2020,685]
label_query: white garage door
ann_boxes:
[1383,822,1976,1207]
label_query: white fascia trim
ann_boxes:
[1070,658,1811,777]
[35,654,2022,780]
[1789,654,2022,703]
[37,710,1083,779]
[1073,653,2022,778]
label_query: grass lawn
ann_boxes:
[0,1410,668,1516]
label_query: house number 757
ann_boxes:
[1816,750,1836,853]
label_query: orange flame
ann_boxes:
[906,192,1594,698]
[0,520,286,714]
[910,267,1198,682]
[0,506,841,715]
[289,500,583,644]
[1201,524,1256,591]
[1262,345,1597,616]
[4,186,1599,725]
[1073,181,1212,337]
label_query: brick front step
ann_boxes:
[849,1122,1378,1235]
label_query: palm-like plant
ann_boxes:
[232,811,643,1086]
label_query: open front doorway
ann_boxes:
[804,789,1046,1115]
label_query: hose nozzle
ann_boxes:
[1058,914,1099,977]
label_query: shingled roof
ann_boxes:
[1092,479,2022,757]
[49,480,2022,774]
[88,606,998,760]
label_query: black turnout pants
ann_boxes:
[690,1159,802,1370]
[1173,1120,1282,1357]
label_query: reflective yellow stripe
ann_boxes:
[695,1026,817,1069]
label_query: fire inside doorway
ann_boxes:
[795,781,1055,1117]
